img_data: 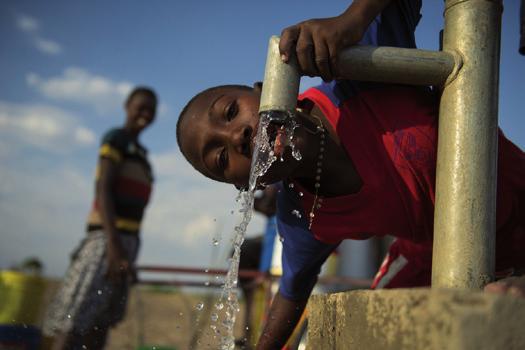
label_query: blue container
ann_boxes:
[0,324,41,350]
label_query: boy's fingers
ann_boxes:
[279,25,300,62]
[328,42,340,79]
[315,41,333,81]
[508,286,525,297]
[296,33,318,77]
[484,282,507,294]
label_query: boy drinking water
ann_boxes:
[177,0,524,348]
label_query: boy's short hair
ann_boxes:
[126,86,158,106]
[176,84,252,160]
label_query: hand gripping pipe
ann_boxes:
[260,3,500,290]
[258,35,457,119]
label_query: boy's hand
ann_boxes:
[106,236,131,284]
[279,14,365,81]
[484,275,525,298]
[279,0,392,81]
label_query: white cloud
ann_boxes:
[34,37,62,55]
[27,68,134,114]
[0,101,96,152]
[16,14,39,32]
[74,126,97,145]
[15,13,63,56]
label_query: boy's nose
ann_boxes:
[232,125,253,156]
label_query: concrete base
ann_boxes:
[307,288,525,350]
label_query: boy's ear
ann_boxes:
[253,81,263,92]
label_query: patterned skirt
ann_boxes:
[42,230,139,337]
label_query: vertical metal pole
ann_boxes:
[432,0,502,289]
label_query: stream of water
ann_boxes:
[216,111,297,350]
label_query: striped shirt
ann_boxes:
[87,128,153,234]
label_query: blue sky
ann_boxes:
[1,1,524,277]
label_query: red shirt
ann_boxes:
[294,86,525,273]
[296,86,439,244]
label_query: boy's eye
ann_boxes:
[226,101,238,121]
[217,147,228,171]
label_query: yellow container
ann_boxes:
[0,270,46,325]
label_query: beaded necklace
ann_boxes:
[307,114,325,230]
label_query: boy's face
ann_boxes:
[179,86,301,189]
[179,86,259,188]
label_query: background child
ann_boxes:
[43,87,157,349]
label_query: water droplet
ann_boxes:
[179,312,183,316]
[204,268,209,273]
[82,346,87,350]
[196,302,204,311]
[211,313,218,322]
[215,302,224,310]
[291,209,302,218]
[299,192,304,197]
[67,314,71,319]
[245,326,250,330]
[292,148,302,161]
[279,235,285,243]
[212,238,220,246]
[97,289,102,295]
[204,281,210,286]
[288,183,294,188]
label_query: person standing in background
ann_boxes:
[43,87,158,349]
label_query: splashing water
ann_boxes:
[291,209,302,218]
[218,111,298,350]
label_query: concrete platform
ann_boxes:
[307,288,525,350]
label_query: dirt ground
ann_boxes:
[107,286,249,350]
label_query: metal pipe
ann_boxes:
[258,37,457,115]
[335,45,457,86]
[431,0,502,289]
[259,35,300,116]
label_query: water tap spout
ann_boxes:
[258,36,300,126]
